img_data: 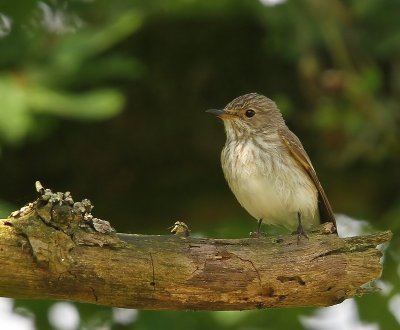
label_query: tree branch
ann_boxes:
[0,186,392,310]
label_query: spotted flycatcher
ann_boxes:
[206,93,336,236]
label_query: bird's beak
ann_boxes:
[206,109,230,119]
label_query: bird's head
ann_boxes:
[206,93,284,139]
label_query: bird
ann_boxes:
[206,93,336,237]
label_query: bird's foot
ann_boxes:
[249,231,267,238]
[293,224,309,243]
[249,219,266,238]
[293,212,309,244]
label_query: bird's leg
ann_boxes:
[295,211,309,243]
[257,218,263,234]
[249,219,266,238]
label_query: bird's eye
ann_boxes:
[245,109,255,118]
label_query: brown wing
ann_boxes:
[278,127,337,230]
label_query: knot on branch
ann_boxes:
[7,182,124,273]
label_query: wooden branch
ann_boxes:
[0,186,392,310]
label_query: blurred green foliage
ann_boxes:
[0,0,399,329]
[0,0,145,143]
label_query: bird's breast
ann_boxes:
[221,137,319,229]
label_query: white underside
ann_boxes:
[222,136,319,230]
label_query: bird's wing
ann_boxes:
[278,127,337,230]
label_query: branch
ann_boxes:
[0,185,392,310]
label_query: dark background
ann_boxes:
[0,0,399,329]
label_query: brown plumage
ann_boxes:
[207,93,336,234]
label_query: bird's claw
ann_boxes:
[249,231,267,238]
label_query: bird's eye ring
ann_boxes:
[245,109,255,118]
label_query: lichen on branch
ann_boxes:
[0,182,392,310]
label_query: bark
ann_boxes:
[0,189,391,311]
